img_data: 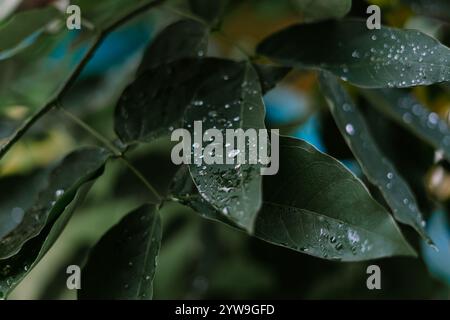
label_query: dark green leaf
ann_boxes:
[319,72,432,244]
[252,63,291,94]
[137,19,209,75]
[257,20,450,88]
[0,147,111,259]
[292,0,352,21]
[80,204,161,300]
[361,88,450,161]
[189,0,228,26]
[0,182,94,299]
[184,60,265,232]
[115,58,264,144]
[173,136,416,261]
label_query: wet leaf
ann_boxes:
[0,182,94,299]
[257,20,450,88]
[292,0,352,21]
[319,72,432,244]
[137,19,209,74]
[0,147,111,259]
[172,136,416,261]
[80,204,161,300]
[184,60,265,232]
[361,88,450,161]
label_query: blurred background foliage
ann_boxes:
[0,0,449,299]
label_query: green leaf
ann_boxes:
[318,72,432,244]
[255,135,415,260]
[79,204,161,300]
[172,137,416,261]
[252,63,291,94]
[188,0,228,26]
[184,60,265,232]
[361,88,450,161]
[137,19,209,74]
[0,147,111,260]
[0,182,94,299]
[257,19,450,88]
[292,0,352,21]
[115,58,265,144]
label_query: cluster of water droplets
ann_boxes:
[339,30,450,87]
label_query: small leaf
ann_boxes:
[0,182,93,298]
[361,88,450,161]
[319,72,432,244]
[252,63,291,95]
[172,136,416,261]
[184,60,265,232]
[137,19,209,74]
[79,204,161,300]
[257,20,450,88]
[292,0,352,21]
[0,147,111,259]
[188,0,228,26]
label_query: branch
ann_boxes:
[0,0,166,160]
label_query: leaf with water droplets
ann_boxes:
[79,204,161,300]
[184,61,266,233]
[257,19,450,88]
[172,137,416,261]
[0,182,94,299]
[292,0,352,21]
[115,58,237,144]
[137,19,209,74]
[0,147,111,260]
[319,72,432,244]
[361,88,450,161]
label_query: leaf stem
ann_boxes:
[58,105,163,203]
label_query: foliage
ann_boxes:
[0,0,449,299]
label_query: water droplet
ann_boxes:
[387,172,394,179]
[228,149,240,158]
[345,124,355,135]
[55,189,64,198]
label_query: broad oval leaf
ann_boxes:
[319,72,432,244]
[137,19,209,75]
[79,204,161,300]
[361,88,450,161]
[0,147,111,259]
[184,60,266,232]
[0,182,94,299]
[172,137,416,261]
[257,20,450,88]
[292,0,352,22]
